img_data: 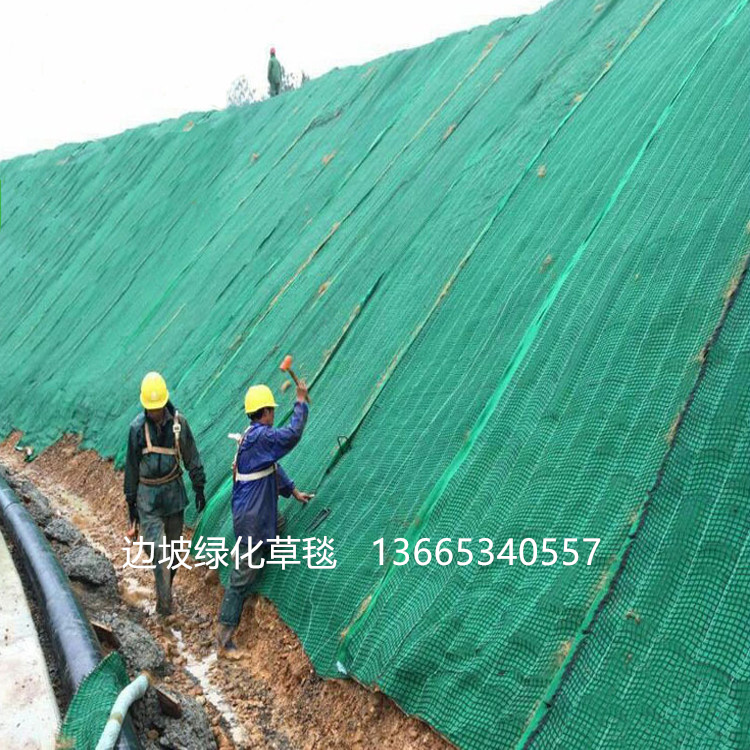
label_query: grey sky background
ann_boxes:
[2,0,551,161]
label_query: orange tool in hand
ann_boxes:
[280,355,311,403]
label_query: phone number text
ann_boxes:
[373,537,600,566]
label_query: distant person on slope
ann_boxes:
[216,381,312,653]
[124,371,206,616]
[268,47,282,96]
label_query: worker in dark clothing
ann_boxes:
[217,380,312,652]
[124,371,206,616]
[268,47,282,97]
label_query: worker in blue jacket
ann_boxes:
[217,380,312,651]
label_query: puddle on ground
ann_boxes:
[170,627,249,747]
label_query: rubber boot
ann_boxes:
[158,570,176,618]
[216,624,239,657]
[156,581,173,617]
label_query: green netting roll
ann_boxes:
[59,652,130,750]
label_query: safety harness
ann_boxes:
[140,411,183,487]
[231,425,277,485]
[236,465,276,482]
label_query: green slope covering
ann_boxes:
[59,653,129,749]
[1,0,749,747]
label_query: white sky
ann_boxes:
[1,0,550,161]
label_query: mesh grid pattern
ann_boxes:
[1,0,749,747]
[58,653,129,749]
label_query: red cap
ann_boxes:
[270,47,276,55]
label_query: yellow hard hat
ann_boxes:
[244,384,278,414]
[140,371,169,410]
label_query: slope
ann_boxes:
[1,0,749,747]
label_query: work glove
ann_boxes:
[126,497,139,542]
[195,487,206,513]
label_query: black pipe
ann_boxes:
[0,474,141,750]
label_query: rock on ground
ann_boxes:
[98,613,167,674]
[132,690,217,750]
[44,517,82,545]
[160,695,217,750]
[131,689,165,750]
[62,545,117,587]
[0,469,54,525]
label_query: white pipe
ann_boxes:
[95,673,150,750]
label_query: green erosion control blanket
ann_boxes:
[59,652,129,749]
[1,0,749,746]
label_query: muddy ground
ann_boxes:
[0,434,449,750]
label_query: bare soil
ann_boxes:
[0,433,449,750]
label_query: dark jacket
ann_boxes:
[268,55,282,86]
[124,402,205,517]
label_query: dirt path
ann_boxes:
[0,434,449,750]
